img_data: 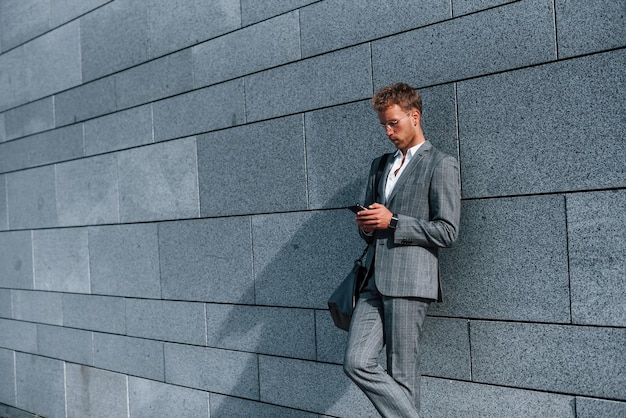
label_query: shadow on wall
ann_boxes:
[208,181,378,417]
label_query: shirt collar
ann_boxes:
[393,141,425,160]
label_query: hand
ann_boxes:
[355,203,393,232]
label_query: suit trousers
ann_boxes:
[344,279,430,417]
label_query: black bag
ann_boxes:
[327,248,368,331]
[328,153,391,331]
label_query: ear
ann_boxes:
[411,109,421,125]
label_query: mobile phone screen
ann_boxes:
[348,204,368,214]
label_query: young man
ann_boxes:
[344,83,461,417]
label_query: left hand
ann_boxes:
[355,203,394,232]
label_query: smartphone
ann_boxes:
[348,204,368,214]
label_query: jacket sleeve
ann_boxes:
[393,155,461,248]
[358,157,381,245]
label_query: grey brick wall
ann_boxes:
[0,0,624,417]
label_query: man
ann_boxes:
[343,83,461,417]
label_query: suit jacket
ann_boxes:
[361,141,461,300]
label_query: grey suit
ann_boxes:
[344,141,461,417]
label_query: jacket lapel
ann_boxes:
[386,141,432,205]
[378,154,395,203]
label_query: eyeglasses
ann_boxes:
[381,112,411,130]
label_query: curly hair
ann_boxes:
[372,82,422,114]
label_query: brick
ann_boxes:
[66,364,128,418]
[80,0,149,81]
[159,217,254,303]
[56,154,119,226]
[421,377,575,417]
[0,124,83,174]
[300,0,450,57]
[556,0,626,58]
[211,393,317,417]
[12,290,63,326]
[54,76,117,126]
[193,12,300,88]
[148,0,241,58]
[0,348,15,405]
[304,100,398,209]
[153,80,245,141]
[452,0,516,16]
[0,319,37,353]
[4,97,54,141]
[84,104,153,156]
[0,230,33,290]
[0,0,50,51]
[315,309,348,364]
[420,317,470,380]
[252,210,370,308]
[24,20,82,99]
[419,84,460,159]
[94,333,164,381]
[117,138,199,222]
[0,114,6,142]
[33,228,90,293]
[15,354,66,418]
[458,49,625,197]
[0,404,40,418]
[0,404,52,418]
[567,190,626,327]
[0,175,6,231]
[164,343,259,398]
[240,0,316,25]
[373,0,555,88]
[206,304,315,359]
[129,377,209,418]
[0,289,11,318]
[0,47,29,111]
[63,294,126,334]
[115,50,193,109]
[197,115,307,217]
[471,321,626,400]
[37,324,93,365]
[88,223,161,298]
[258,356,376,416]
[6,166,57,229]
[431,196,570,322]
[576,397,626,418]
[49,0,110,28]
[245,44,372,122]
[126,299,206,345]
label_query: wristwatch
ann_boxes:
[388,214,399,230]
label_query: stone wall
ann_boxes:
[0,0,624,417]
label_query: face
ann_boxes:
[377,104,422,153]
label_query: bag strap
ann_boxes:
[373,153,392,203]
[356,246,368,264]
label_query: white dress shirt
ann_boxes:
[384,142,424,202]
